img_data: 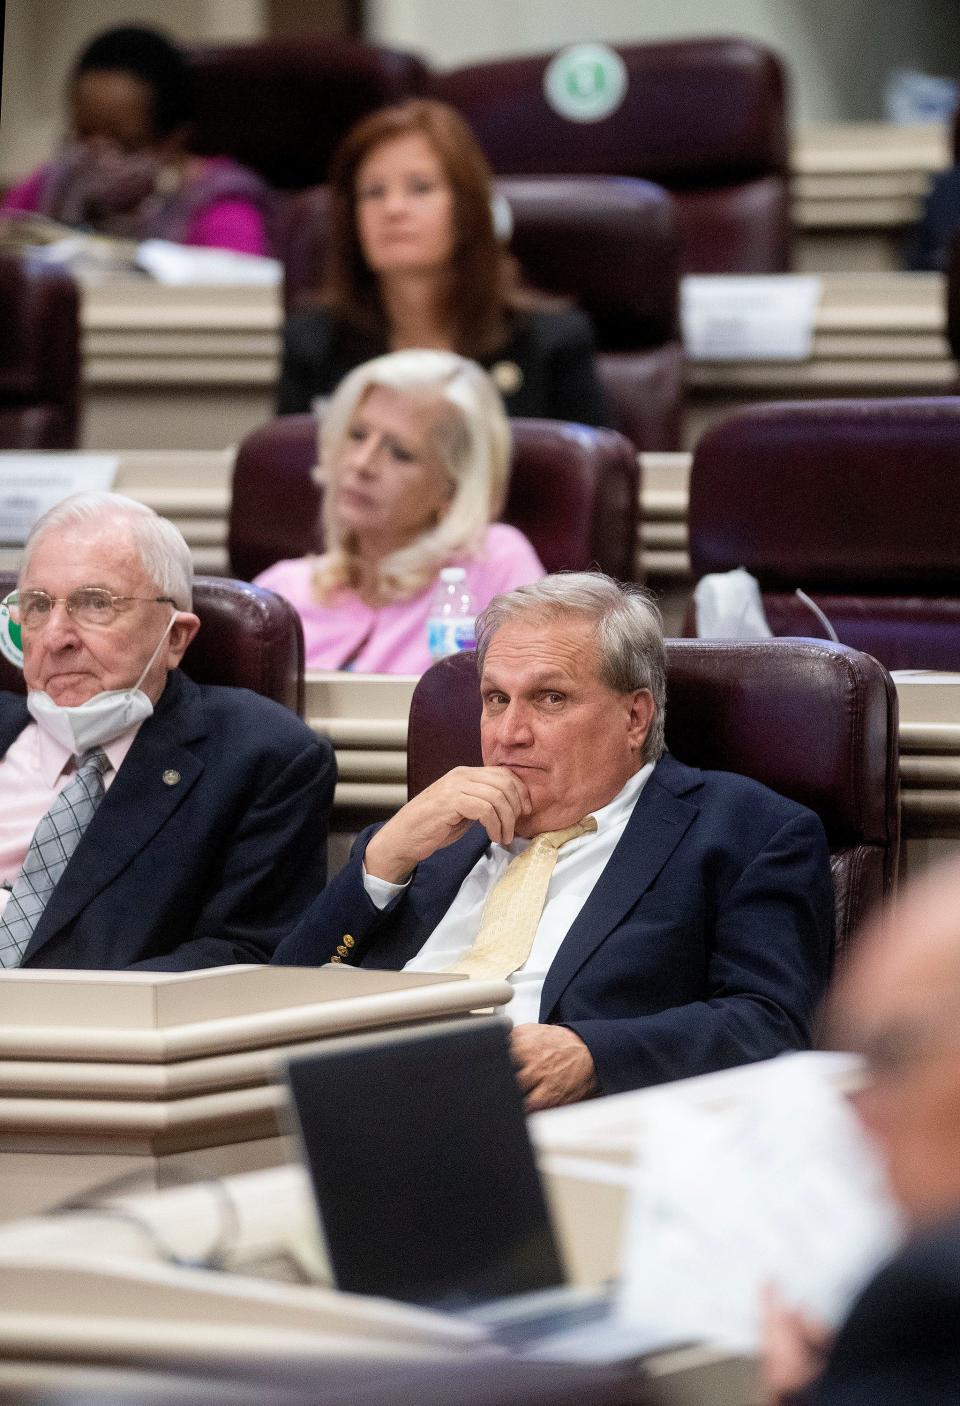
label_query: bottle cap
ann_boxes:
[439,567,466,583]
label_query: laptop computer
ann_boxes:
[285,1017,636,1356]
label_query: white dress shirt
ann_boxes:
[363,762,654,1025]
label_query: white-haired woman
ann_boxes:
[254,349,544,673]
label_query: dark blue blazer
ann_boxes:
[0,669,336,970]
[810,1216,960,1406]
[275,754,834,1093]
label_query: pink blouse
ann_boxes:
[254,524,545,675]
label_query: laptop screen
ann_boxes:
[287,1017,565,1309]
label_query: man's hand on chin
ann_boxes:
[364,765,531,884]
[510,1023,599,1112]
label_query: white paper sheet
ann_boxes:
[616,1055,902,1353]
[0,454,119,544]
[135,239,282,286]
[681,275,822,361]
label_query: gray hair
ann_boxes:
[21,493,194,610]
[475,572,667,761]
[316,349,512,602]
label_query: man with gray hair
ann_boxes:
[0,491,335,969]
[277,572,833,1107]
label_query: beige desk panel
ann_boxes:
[79,279,281,452]
[0,965,506,1062]
[0,968,511,1219]
[74,265,956,452]
[793,121,949,273]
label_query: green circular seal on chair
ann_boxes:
[0,604,23,669]
[543,43,628,123]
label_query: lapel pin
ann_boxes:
[162,769,181,786]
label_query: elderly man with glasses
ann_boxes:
[0,491,335,970]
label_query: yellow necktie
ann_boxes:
[448,816,598,981]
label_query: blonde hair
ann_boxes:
[313,350,512,604]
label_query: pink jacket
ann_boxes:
[255,524,545,674]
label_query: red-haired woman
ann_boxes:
[277,99,608,426]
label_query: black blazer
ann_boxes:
[275,754,834,1094]
[0,669,336,970]
[810,1216,960,1406]
[276,305,611,428]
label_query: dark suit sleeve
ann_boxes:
[272,824,407,966]
[564,809,834,1094]
[810,1220,960,1406]
[131,737,337,971]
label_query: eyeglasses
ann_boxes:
[2,588,176,631]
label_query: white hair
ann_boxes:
[476,572,667,761]
[21,492,194,609]
[314,349,512,604]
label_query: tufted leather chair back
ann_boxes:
[0,257,80,450]
[688,398,960,671]
[228,414,640,583]
[0,573,305,716]
[431,36,790,273]
[188,39,428,192]
[407,641,899,956]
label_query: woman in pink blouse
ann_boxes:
[2,26,269,256]
[255,350,544,673]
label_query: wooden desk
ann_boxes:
[793,122,950,273]
[79,279,281,452]
[685,271,954,447]
[75,269,955,455]
[0,1061,812,1403]
[895,672,960,875]
[0,1055,863,1401]
[0,965,511,1222]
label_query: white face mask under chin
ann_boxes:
[27,612,177,755]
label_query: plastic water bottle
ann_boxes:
[427,567,476,662]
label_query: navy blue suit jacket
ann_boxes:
[275,754,834,1093]
[1,669,336,970]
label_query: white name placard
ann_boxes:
[681,275,822,361]
[0,454,119,545]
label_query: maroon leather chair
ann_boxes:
[688,398,960,671]
[407,640,899,955]
[279,176,682,450]
[0,256,80,449]
[0,573,305,716]
[432,37,791,273]
[188,39,428,192]
[228,414,640,582]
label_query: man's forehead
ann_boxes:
[23,522,145,584]
[481,617,599,684]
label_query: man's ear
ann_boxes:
[165,612,201,668]
[627,689,655,752]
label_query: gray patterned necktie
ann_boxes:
[0,748,110,968]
